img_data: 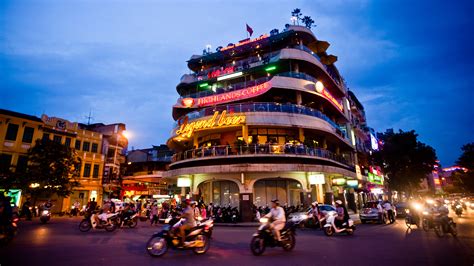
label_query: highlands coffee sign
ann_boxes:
[177,81,272,109]
[174,110,246,138]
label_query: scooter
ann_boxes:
[40,209,51,224]
[197,217,214,239]
[145,218,210,257]
[79,211,118,232]
[323,213,356,236]
[249,217,297,256]
[454,204,463,217]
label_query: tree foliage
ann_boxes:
[371,130,437,194]
[452,142,474,192]
[23,139,81,199]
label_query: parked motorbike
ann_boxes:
[323,213,356,236]
[79,211,118,232]
[40,209,51,224]
[145,218,210,257]
[0,215,19,245]
[249,217,296,256]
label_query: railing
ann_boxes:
[173,102,344,137]
[293,45,342,87]
[172,144,354,167]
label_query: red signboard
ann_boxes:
[196,81,272,107]
[321,88,343,111]
[208,66,235,79]
[220,34,270,52]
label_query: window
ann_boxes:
[82,142,90,152]
[0,154,12,173]
[65,137,71,147]
[16,156,28,173]
[42,133,50,142]
[53,135,62,143]
[91,143,98,153]
[5,124,19,141]
[92,164,100,178]
[22,127,35,143]
[75,140,81,150]
[83,163,91,177]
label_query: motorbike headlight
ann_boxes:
[197,216,203,221]
[422,211,429,216]
[413,203,422,211]
[259,217,269,223]
[301,214,308,220]
[456,205,461,208]
[42,210,49,215]
[405,209,410,214]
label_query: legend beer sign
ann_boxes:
[175,110,246,138]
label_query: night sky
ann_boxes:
[1,0,473,166]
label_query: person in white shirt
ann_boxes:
[383,201,394,222]
[377,201,384,223]
[264,199,286,242]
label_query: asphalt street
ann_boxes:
[1,210,473,266]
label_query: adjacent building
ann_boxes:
[164,25,378,220]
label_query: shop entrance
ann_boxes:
[253,179,303,207]
[197,180,240,208]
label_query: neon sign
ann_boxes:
[175,110,246,138]
[320,88,343,111]
[208,66,235,79]
[181,98,195,108]
[197,81,271,107]
[220,34,270,52]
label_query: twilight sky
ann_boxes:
[1,0,473,166]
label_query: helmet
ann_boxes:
[270,199,279,204]
[335,200,342,205]
[312,201,318,206]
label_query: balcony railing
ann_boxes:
[174,102,345,138]
[172,144,354,168]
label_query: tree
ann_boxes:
[371,130,437,195]
[291,8,302,25]
[301,16,315,29]
[453,142,474,192]
[23,139,81,202]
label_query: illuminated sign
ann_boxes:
[320,88,343,111]
[196,81,271,107]
[175,110,246,138]
[368,173,384,185]
[41,114,76,131]
[220,34,270,52]
[347,180,359,187]
[370,133,379,150]
[308,174,325,185]
[177,177,191,187]
[181,98,195,108]
[332,178,346,186]
[208,66,235,79]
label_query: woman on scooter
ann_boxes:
[335,200,349,228]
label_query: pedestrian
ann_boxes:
[200,204,207,219]
[207,203,214,218]
[150,204,159,225]
[377,201,384,223]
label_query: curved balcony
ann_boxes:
[173,102,344,137]
[171,144,354,168]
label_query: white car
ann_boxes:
[288,204,336,225]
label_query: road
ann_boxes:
[1,210,473,266]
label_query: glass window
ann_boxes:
[82,142,90,152]
[75,140,81,150]
[42,133,50,142]
[22,127,35,143]
[92,164,99,178]
[16,156,28,173]
[0,154,12,173]
[91,143,98,153]
[5,124,19,141]
[65,137,71,147]
[83,163,91,177]
[53,135,62,143]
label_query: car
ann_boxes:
[287,204,336,226]
[359,201,382,224]
[395,202,408,218]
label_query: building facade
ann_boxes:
[164,25,378,221]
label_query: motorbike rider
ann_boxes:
[177,199,196,247]
[311,201,320,227]
[435,199,450,231]
[264,199,286,243]
[383,200,394,222]
[43,200,53,210]
[335,200,349,229]
[93,200,111,226]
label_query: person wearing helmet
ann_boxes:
[178,199,196,247]
[43,200,53,209]
[264,199,286,243]
[335,200,349,228]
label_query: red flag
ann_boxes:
[246,23,253,37]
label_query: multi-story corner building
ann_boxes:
[164,25,376,221]
[41,115,105,208]
[81,123,128,199]
[0,109,44,206]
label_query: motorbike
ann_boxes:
[197,217,214,239]
[78,211,119,232]
[323,213,355,236]
[433,215,457,237]
[0,215,19,245]
[145,218,210,257]
[40,209,51,224]
[249,217,296,256]
[386,209,396,224]
[454,204,463,217]
[421,210,436,231]
[118,210,138,228]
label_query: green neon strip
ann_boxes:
[265,66,277,72]
[199,83,209,88]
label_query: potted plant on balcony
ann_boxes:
[234,139,248,154]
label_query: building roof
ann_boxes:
[0,109,43,123]
[347,91,364,111]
